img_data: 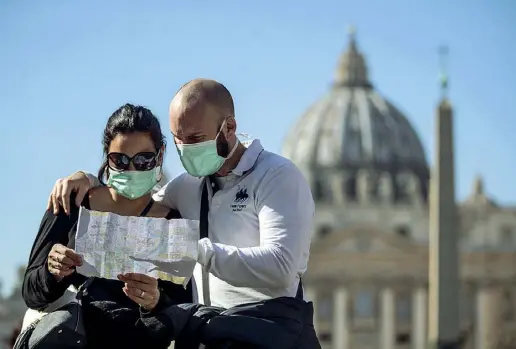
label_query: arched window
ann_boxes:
[395,172,410,203]
[345,175,357,201]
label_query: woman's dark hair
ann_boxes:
[98,103,166,184]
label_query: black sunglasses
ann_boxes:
[107,152,158,171]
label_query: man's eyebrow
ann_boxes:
[171,131,206,139]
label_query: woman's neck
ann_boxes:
[107,188,153,216]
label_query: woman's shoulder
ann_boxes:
[86,187,113,211]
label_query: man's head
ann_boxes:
[170,79,243,177]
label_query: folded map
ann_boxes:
[75,207,199,286]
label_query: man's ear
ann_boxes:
[225,116,237,138]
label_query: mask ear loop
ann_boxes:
[237,132,251,139]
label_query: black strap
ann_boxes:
[296,280,304,300]
[200,179,210,239]
[139,199,154,217]
[199,176,304,301]
[200,176,219,239]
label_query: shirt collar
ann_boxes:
[231,139,264,176]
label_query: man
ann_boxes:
[48,79,315,310]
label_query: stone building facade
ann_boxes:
[282,29,516,349]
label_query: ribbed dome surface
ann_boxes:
[282,87,427,170]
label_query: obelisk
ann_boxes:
[428,45,460,349]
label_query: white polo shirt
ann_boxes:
[153,140,315,309]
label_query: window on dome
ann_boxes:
[345,175,357,201]
[367,172,379,200]
[313,179,324,201]
[313,178,333,203]
[395,172,410,203]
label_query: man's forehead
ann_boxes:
[169,103,219,137]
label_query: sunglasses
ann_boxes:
[107,152,158,171]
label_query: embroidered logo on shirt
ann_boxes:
[231,185,249,212]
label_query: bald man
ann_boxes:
[47,79,315,310]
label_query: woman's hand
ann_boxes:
[47,244,83,280]
[118,273,160,311]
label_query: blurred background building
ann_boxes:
[0,267,25,349]
[282,29,516,349]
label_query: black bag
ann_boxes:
[14,278,94,349]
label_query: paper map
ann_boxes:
[75,207,199,285]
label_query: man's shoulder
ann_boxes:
[153,172,202,206]
[256,150,305,178]
[252,151,315,213]
[159,171,203,195]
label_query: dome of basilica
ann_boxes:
[282,28,429,204]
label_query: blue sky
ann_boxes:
[0,0,515,293]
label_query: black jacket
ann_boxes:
[137,296,321,349]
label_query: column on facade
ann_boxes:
[333,287,350,349]
[475,286,502,349]
[411,286,427,349]
[305,287,319,334]
[380,287,395,349]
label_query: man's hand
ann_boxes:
[47,244,83,281]
[47,171,91,215]
[118,273,160,311]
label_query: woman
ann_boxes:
[22,103,193,348]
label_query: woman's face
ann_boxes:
[107,132,163,172]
